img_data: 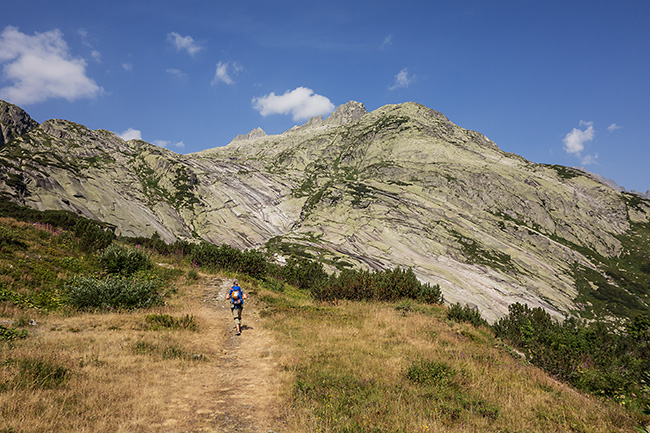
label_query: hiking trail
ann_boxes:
[153,275,287,432]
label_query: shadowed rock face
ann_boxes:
[1,99,648,322]
[0,101,39,147]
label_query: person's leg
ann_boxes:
[231,306,242,334]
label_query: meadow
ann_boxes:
[0,208,648,432]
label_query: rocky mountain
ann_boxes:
[1,99,648,322]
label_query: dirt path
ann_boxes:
[153,276,287,432]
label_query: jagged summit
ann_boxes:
[232,127,267,142]
[324,101,367,126]
[0,100,39,147]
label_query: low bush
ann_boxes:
[0,325,28,341]
[99,244,153,275]
[65,275,164,310]
[406,359,456,386]
[447,302,488,327]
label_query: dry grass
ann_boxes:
[1,273,288,433]
[0,254,643,432]
[258,292,641,433]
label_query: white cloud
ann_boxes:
[167,32,201,56]
[607,123,622,132]
[563,120,594,155]
[252,87,335,121]
[122,62,133,71]
[212,61,242,86]
[153,139,185,149]
[0,26,102,105]
[118,128,142,141]
[389,67,413,90]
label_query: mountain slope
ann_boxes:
[1,99,649,322]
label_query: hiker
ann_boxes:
[226,279,247,335]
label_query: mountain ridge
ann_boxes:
[1,99,649,322]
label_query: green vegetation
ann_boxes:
[546,164,584,180]
[447,302,488,327]
[0,325,28,341]
[65,275,166,311]
[493,303,650,415]
[99,244,153,275]
[451,229,514,272]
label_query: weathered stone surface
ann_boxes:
[0,100,39,147]
[1,98,648,322]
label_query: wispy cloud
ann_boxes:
[166,68,187,80]
[118,128,142,141]
[153,139,185,149]
[78,28,101,63]
[389,67,413,90]
[252,87,335,121]
[0,26,102,105]
[563,120,598,165]
[607,123,622,132]
[122,62,133,71]
[167,32,201,56]
[211,61,242,86]
[381,34,393,49]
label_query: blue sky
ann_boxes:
[1,1,649,192]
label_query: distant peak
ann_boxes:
[233,127,267,141]
[324,101,367,126]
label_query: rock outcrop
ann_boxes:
[0,101,39,147]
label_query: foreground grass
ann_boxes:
[257,288,643,432]
[0,295,220,432]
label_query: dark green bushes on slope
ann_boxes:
[311,267,444,304]
[493,302,650,413]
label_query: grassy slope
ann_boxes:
[259,288,643,432]
[0,217,646,432]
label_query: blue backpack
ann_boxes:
[230,286,243,306]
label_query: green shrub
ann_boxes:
[65,275,164,310]
[190,242,268,278]
[99,244,153,275]
[447,302,488,327]
[72,220,114,252]
[311,267,444,304]
[418,282,444,304]
[406,359,455,386]
[0,324,28,341]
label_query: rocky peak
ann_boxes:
[324,101,367,126]
[232,127,267,141]
[0,100,39,147]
